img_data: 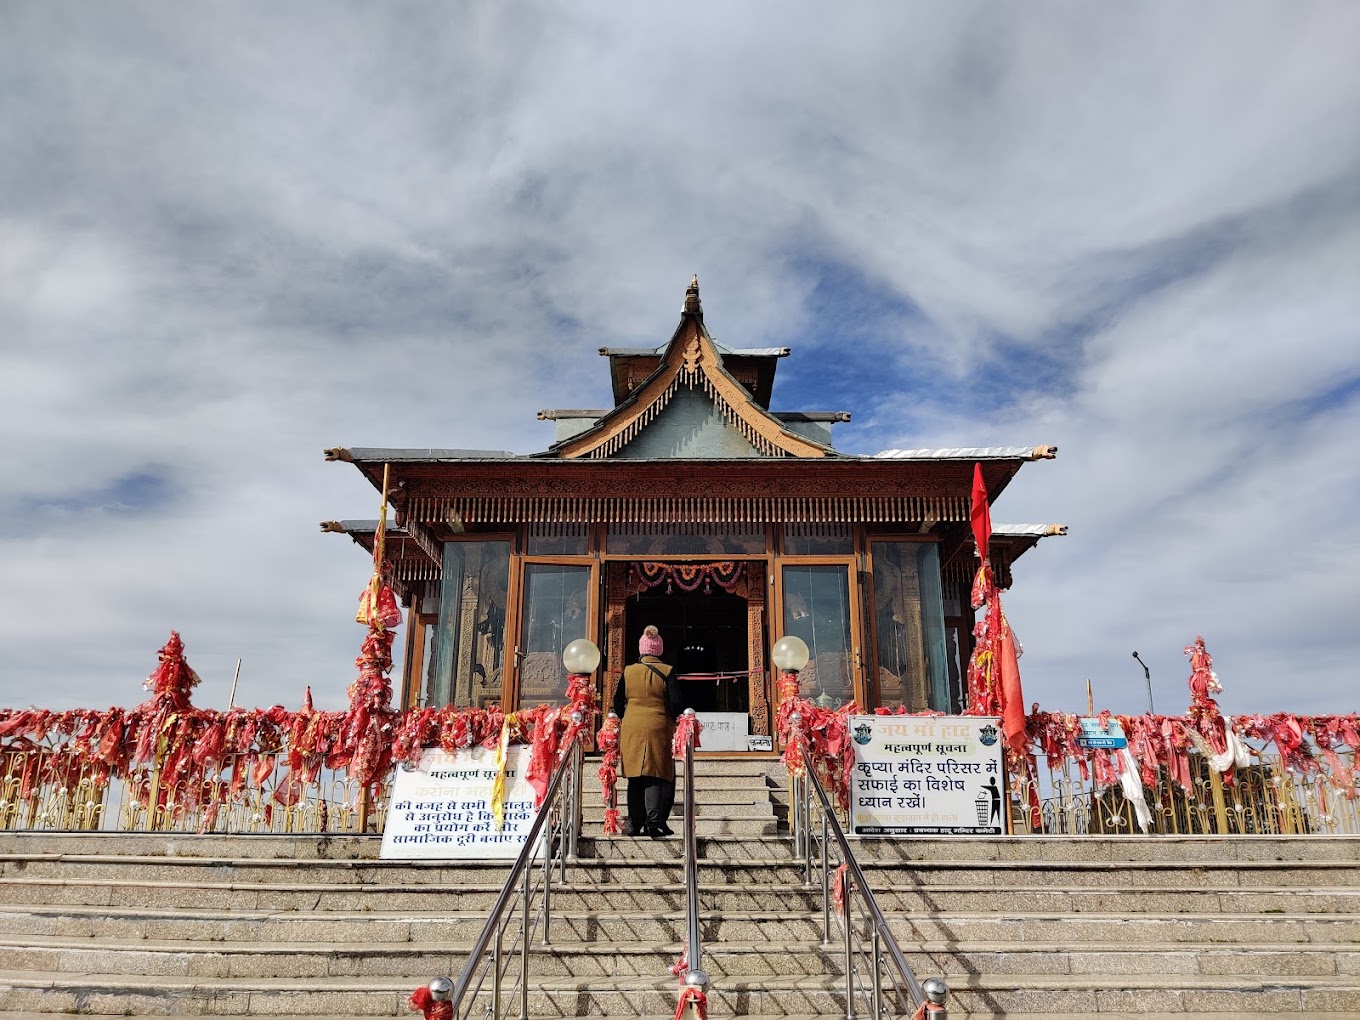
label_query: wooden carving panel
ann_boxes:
[746,563,770,736]
[603,562,628,725]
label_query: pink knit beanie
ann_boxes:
[638,625,663,657]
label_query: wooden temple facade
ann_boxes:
[324,278,1062,747]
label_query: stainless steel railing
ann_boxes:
[678,708,708,1008]
[435,717,585,1020]
[788,712,950,1020]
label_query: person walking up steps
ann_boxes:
[613,624,683,838]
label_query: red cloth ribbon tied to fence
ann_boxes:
[672,712,702,759]
[596,713,622,834]
[1185,635,1227,754]
[670,936,689,977]
[141,631,201,714]
[673,985,707,1020]
[560,672,599,751]
[407,984,452,1020]
[831,862,850,912]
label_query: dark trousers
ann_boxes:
[626,776,675,833]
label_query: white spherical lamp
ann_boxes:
[561,638,601,675]
[771,635,810,673]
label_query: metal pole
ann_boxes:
[803,779,814,888]
[682,710,703,989]
[842,868,855,1020]
[567,717,582,863]
[871,923,882,1019]
[1132,651,1155,715]
[821,810,831,946]
[519,862,530,1020]
[492,921,503,1019]
[922,976,949,1018]
[541,824,553,945]
[227,658,242,709]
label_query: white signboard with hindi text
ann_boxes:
[694,712,749,752]
[380,746,544,860]
[848,715,1006,836]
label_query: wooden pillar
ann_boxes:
[746,563,770,736]
[603,562,628,723]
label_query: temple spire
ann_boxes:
[682,274,702,317]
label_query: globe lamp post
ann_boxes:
[561,638,601,678]
[772,635,810,712]
[561,638,602,735]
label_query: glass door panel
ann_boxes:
[781,563,856,708]
[869,541,949,711]
[432,541,511,708]
[517,564,592,706]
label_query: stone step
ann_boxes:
[581,786,774,805]
[583,800,774,819]
[3,876,1351,918]
[579,832,1360,865]
[3,932,1357,981]
[2,906,1353,946]
[2,968,1359,1016]
[5,831,1358,865]
[674,759,782,777]
[588,817,778,836]
[10,848,1360,892]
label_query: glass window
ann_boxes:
[516,564,591,706]
[781,563,854,708]
[607,524,765,557]
[870,541,949,712]
[782,523,853,556]
[525,523,590,556]
[431,541,511,709]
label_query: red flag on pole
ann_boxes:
[970,463,991,565]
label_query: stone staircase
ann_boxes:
[0,758,1357,1018]
[581,757,779,837]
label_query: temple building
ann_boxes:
[323,278,1062,749]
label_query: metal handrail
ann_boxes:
[440,721,584,1020]
[678,708,707,1001]
[788,714,950,1018]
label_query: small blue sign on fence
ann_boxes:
[1077,717,1128,749]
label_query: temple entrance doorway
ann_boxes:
[625,588,748,716]
[605,560,772,749]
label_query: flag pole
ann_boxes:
[227,659,242,709]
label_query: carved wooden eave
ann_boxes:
[319,520,442,582]
[548,279,832,460]
[324,449,1043,530]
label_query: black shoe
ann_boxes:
[645,826,667,839]
[657,823,675,836]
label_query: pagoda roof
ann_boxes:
[600,344,791,358]
[326,447,524,463]
[536,409,851,423]
[874,446,1058,462]
[319,519,440,587]
[550,277,835,460]
[994,523,1069,538]
[992,522,1068,559]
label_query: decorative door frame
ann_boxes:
[602,560,772,740]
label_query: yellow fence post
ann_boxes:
[1209,767,1230,834]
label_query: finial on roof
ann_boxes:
[682,275,702,316]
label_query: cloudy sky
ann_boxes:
[3,2,1357,718]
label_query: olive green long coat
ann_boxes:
[619,656,676,782]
